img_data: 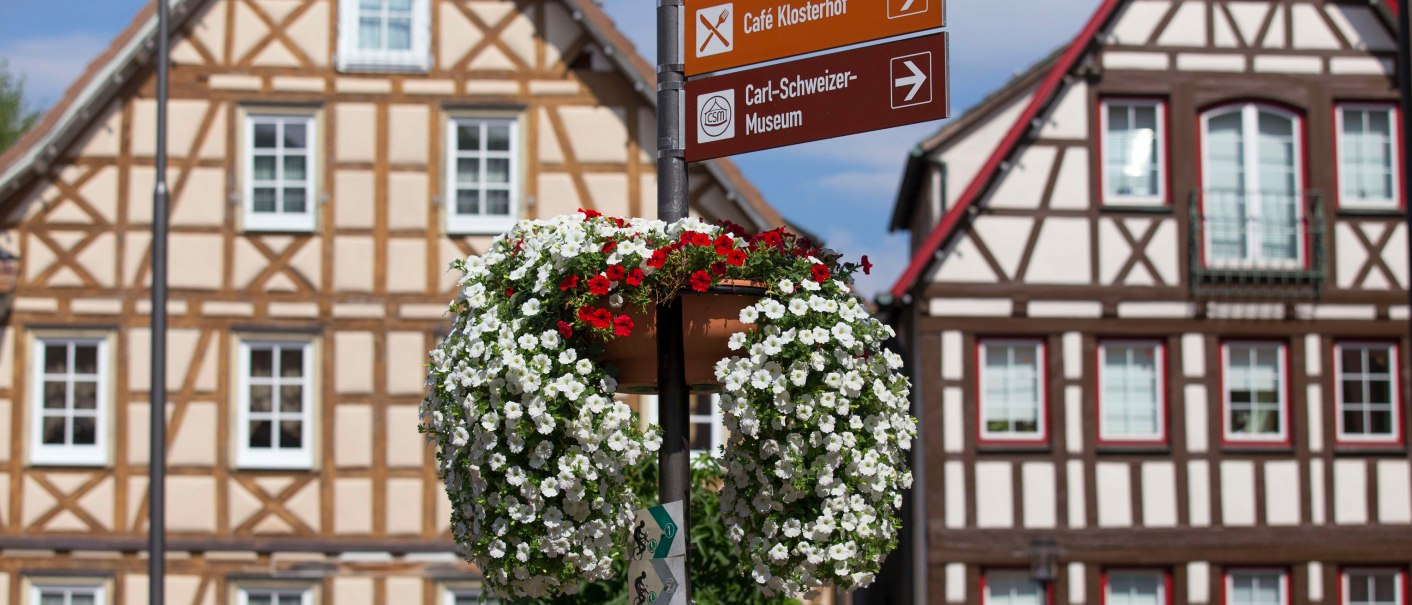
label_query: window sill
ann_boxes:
[1332,441,1406,456]
[447,216,517,236]
[27,456,110,468]
[1100,202,1173,214]
[1219,441,1293,454]
[1096,442,1170,455]
[236,456,315,471]
[977,440,1051,454]
[1334,205,1404,218]
[336,56,432,75]
[243,217,318,234]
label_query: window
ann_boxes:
[985,571,1045,605]
[1201,103,1305,268]
[244,114,317,232]
[1102,99,1166,205]
[446,117,520,234]
[1344,569,1405,605]
[978,340,1046,444]
[1107,571,1168,605]
[237,340,314,468]
[690,393,725,459]
[337,0,430,72]
[32,584,104,605]
[1336,343,1401,445]
[1098,342,1166,445]
[445,587,501,605]
[1227,570,1288,605]
[30,337,108,466]
[238,587,311,605]
[1222,343,1289,445]
[1337,105,1401,209]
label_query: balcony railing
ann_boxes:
[1188,190,1326,299]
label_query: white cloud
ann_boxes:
[0,32,109,108]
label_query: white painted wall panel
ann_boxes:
[1307,384,1324,453]
[1049,147,1091,210]
[1109,0,1172,45]
[1097,462,1133,527]
[1388,224,1408,288]
[976,461,1014,528]
[1182,334,1205,377]
[1189,561,1211,604]
[1157,1,1207,46]
[1063,332,1082,379]
[944,387,964,453]
[1103,51,1170,70]
[946,563,967,603]
[990,145,1057,210]
[1068,460,1086,528]
[946,460,966,528]
[1377,460,1411,524]
[1066,386,1083,454]
[1185,384,1209,453]
[929,297,1013,317]
[1142,461,1177,527]
[941,95,1031,204]
[1291,4,1342,49]
[1221,460,1256,526]
[1265,461,1301,526]
[1305,334,1322,376]
[1334,459,1368,525]
[1311,459,1326,524]
[942,331,963,380]
[1308,562,1324,602]
[1039,81,1088,140]
[974,216,1035,280]
[1026,219,1092,284]
[1335,223,1370,289]
[1327,5,1396,51]
[1023,462,1057,529]
[1176,53,1244,71]
[1069,562,1086,605]
[1189,460,1211,526]
[1148,219,1179,284]
[933,236,1004,284]
[1098,218,1130,285]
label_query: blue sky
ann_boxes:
[0,0,1099,297]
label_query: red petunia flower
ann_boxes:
[588,275,612,296]
[505,287,516,297]
[601,240,617,254]
[625,267,645,287]
[613,314,635,337]
[689,270,712,292]
[578,208,602,220]
[578,306,612,329]
[647,248,671,269]
[726,249,747,267]
[559,275,579,291]
[861,255,873,275]
[557,321,573,339]
[811,264,831,283]
[605,264,626,281]
[710,262,728,276]
[714,234,735,255]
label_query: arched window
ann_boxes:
[1200,103,1305,268]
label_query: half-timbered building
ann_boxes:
[884,1,1410,605]
[0,0,789,602]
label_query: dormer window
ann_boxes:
[337,0,431,72]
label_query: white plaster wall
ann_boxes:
[1311,458,1327,524]
[945,460,966,528]
[1377,460,1411,524]
[1038,81,1088,140]
[988,146,1056,210]
[1157,1,1207,46]
[1189,562,1211,604]
[1265,460,1301,526]
[943,387,963,453]
[1186,384,1209,453]
[946,563,967,603]
[1291,4,1341,50]
[1142,461,1177,527]
[1221,460,1256,526]
[942,331,962,380]
[975,461,1013,528]
[1334,459,1368,524]
[1049,150,1090,210]
[1108,0,1172,45]
[1068,459,1086,528]
[1096,462,1132,527]
[1066,386,1083,454]
[940,92,1032,204]
[1026,218,1091,284]
[1022,462,1057,529]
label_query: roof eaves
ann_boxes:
[887,0,1126,300]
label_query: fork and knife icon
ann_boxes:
[698,7,731,53]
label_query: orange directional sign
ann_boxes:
[685,0,945,76]
[686,32,949,162]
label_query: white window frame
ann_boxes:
[1199,103,1307,270]
[1342,569,1406,605]
[30,582,106,605]
[445,586,500,604]
[29,336,109,466]
[1105,570,1169,605]
[1226,570,1289,605]
[1101,99,1168,206]
[243,113,318,233]
[236,340,315,469]
[1221,342,1290,446]
[640,394,727,461]
[978,339,1048,445]
[1336,104,1402,210]
[1334,342,1403,445]
[237,586,313,605]
[985,570,1046,605]
[444,116,521,235]
[1097,341,1167,445]
[336,0,431,72]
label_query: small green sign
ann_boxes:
[630,501,685,561]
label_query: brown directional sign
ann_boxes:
[686,32,949,162]
[685,0,945,76]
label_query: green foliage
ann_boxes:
[0,60,41,154]
[537,457,800,605]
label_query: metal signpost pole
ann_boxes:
[657,0,692,601]
[150,0,171,603]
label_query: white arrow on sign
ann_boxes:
[900,0,916,11]
[895,60,927,102]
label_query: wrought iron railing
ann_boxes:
[1188,189,1326,299]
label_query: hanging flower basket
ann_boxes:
[420,210,915,599]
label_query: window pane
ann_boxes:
[456,190,480,215]
[280,385,303,412]
[73,416,97,445]
[279,595,304,605]
[1343,347,1364,372]
[45,344,68,373]
[458,124,481,151]
[1344,410,1365,434]
[359,17,382,50]
[360,0,381,10]
[253,188,278,213]
[1370,410,1393,434]
[1369,380,1391,405]
[43,416,66,444]
[39,594,65,605]
[486,190,511,216]
[488,125,511,151]
[1343,380,1365,404]
[72,594,96,605]
[248,595,274,605]
[689,420,711,451]
[1106,104,1160,198]
[387,17,412,50]
[251,349,273,377]
[254,123,277,148]
[44,381,66,409]
[1369,348,1391,373]
[250,420,273,448]
[74,381,97,410]
[486,158,510,183]
[74,344,98,374]
[284,123,307,149]
[1371,574,1396,602]
[389,0,413,9]
[280,348,304,377]
[457,158,480,183]
[280,420,303,448]
[250,385,273,412]
[283,156,306,181]
[283,188,307,214]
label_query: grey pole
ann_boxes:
[656,0,691,600]
[1400,2,1412,410]
[149,0,171,602]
